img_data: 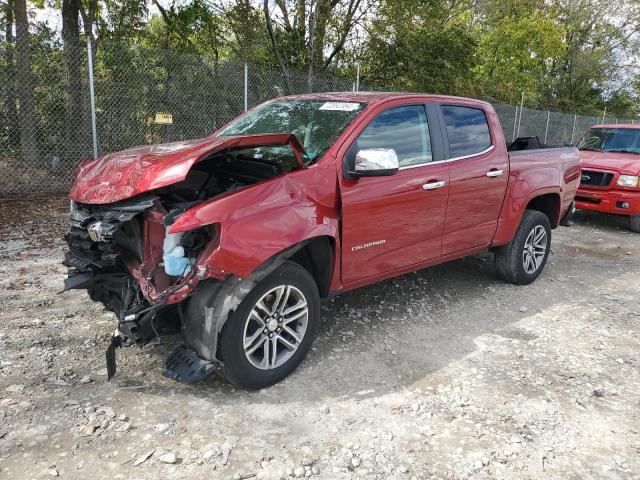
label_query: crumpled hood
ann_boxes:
[69,133,305,204]
[580,150,640,175]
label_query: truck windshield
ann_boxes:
[217,100,366,162]
[578,128,640,154]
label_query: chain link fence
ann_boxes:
[492,103,615,147]
[0,39,636,195]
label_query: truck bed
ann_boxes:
[508,145,580,221]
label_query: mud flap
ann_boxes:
[106,330,124,380]
[162,345,219,384]
[560,201,576,227]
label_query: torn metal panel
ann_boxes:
[63,129,338,383]
[69,133,307,204]
[162,345,218,383]
[182,244,308,362]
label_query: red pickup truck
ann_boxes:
[64,93,579,388]
[575,124,640,232]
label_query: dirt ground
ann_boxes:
[0,194,639,480]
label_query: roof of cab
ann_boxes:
[592,123,640,129]
[275,91,492,107]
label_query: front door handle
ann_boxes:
[422,180,446,190]
[486,169,504,177]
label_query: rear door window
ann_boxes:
[441,105,492,158]
[356,105,432,167]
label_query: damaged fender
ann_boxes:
[183,244,311,363]
[169,158,341,281]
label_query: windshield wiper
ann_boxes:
[604,149,639,154]
[579,147,603,152]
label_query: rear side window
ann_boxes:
[442,105,492,158]
[356,105,432,167]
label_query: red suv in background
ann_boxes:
[576,124,640,232]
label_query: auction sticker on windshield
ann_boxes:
[319,102,361,111]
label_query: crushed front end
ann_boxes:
[62,132,312,384]
[63,195,216,380]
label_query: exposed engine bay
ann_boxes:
[63,147,298,378]
[155,146,297,208]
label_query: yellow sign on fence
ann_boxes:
[154,112,173,124]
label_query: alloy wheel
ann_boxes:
[242,285,309,370]
[522,225,547,274]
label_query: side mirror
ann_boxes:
[352,148,399,177]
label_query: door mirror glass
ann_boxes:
[353,148,399,177]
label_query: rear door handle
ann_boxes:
[422,180,446,190]
[486,169,504,177]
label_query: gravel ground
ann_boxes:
[0,194,639,480]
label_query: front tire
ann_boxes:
[218,261,320,389]
[629,214,640,233]
[494,210,551,285]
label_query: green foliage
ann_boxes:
[358,0,639,117]
[361,0,477,95]
[29,22,67,158]
[545,0,640,116]
[604,90,639,120]
[224,1,272,63]
[474,9,566,105]
[94,38,247,152]
[0,0,638,170]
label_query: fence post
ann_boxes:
[516,92,524,138]
[243,63,248,112]
[601,107,606,124]
[544,111,550,144]
[87,36,98,159]
[570,114,577,144]
[511,106,518,141]
[355,63,360,92]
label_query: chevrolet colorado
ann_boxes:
[64,93,580,389]
[575,124,640,232]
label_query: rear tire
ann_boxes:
[629,214,640,233]
[495,210,551,285]
[218,261,320,389]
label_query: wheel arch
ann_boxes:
[492,187,562,247]
[182,236,335,362]
[525,192,561,228]
[287,236,335,298]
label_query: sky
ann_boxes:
[31,0,165,34]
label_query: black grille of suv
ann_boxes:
[580,170,614,188]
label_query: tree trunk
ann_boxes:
[295,0,306,56]
[263,0,292,94]
[63,0,86,167]
[3,0,20,149]
[14,0,38,164]
[310,0,331,69]
[307,0,331,90]
[80,0,98,72]
[307,6,315,91]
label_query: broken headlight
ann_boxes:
[162,226,213,277]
